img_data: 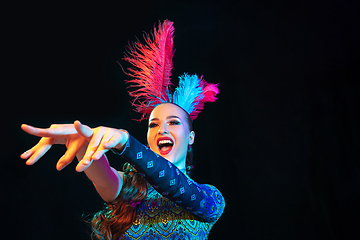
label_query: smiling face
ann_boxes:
[147,103,195,169]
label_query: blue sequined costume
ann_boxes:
[114,135,225,239]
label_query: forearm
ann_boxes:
[76,151,122,202]
[115,135,225,222]
[117,136,202,207]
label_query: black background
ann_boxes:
[4,0,360,239]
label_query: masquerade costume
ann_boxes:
[115,20,224,239]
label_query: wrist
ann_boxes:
[114,129,129,152]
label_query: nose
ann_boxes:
[158,123,169,135]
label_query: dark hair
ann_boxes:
[182,107,195,177]
[90,163,148,240]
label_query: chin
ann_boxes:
[160,153,174,162]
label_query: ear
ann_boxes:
[188,131,195,145]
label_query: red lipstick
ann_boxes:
[157,136,174,155]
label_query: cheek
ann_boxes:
[173,128,188,147]
[147,129,157,149]
[146,130,152,145]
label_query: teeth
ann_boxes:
[158,140,173,145]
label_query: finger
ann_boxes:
[75,159,93,172]
[104,130,129,149]
[92,131,114,160]
[21,124,46,137]
[25,138,53,165]
[92,146,110,161]
[93,132,122,160]
[20,147,36,159]
[82,128,104,163]
[103,132,123,149]
[20,137,53,160]
[21,124,77,138]
[56,144,79,171]
[92,148,109,161]
[56,136,88,171]
[74,120,93,138]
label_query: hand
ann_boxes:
[21,121,129,172]
[78,124,129,172]
[20,121,91,171]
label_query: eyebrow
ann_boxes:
[149,116,181,122]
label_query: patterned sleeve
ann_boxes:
[113,134,225,223]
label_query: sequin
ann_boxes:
[120,185,220,239]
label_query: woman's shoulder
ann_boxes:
[192,183,226,223]
[197,183,225,204]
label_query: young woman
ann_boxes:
[21,20,225,239]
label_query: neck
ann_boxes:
[172,156,186,171]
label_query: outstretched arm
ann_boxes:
[21,121,129,202]
[114,134,225,223]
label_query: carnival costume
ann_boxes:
[114,20,225,239]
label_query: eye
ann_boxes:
[169,120,181,125]
[149,122,158,128]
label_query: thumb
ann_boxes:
[74,120,93,138]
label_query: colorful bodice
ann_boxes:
[121,184,220,239]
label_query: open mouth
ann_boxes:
[157,137,174,155]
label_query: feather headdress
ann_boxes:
[123,20,219,121]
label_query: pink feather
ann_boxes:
[123,20,175,120]
[190,77,219,120]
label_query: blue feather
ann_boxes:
[170,73,204,114]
